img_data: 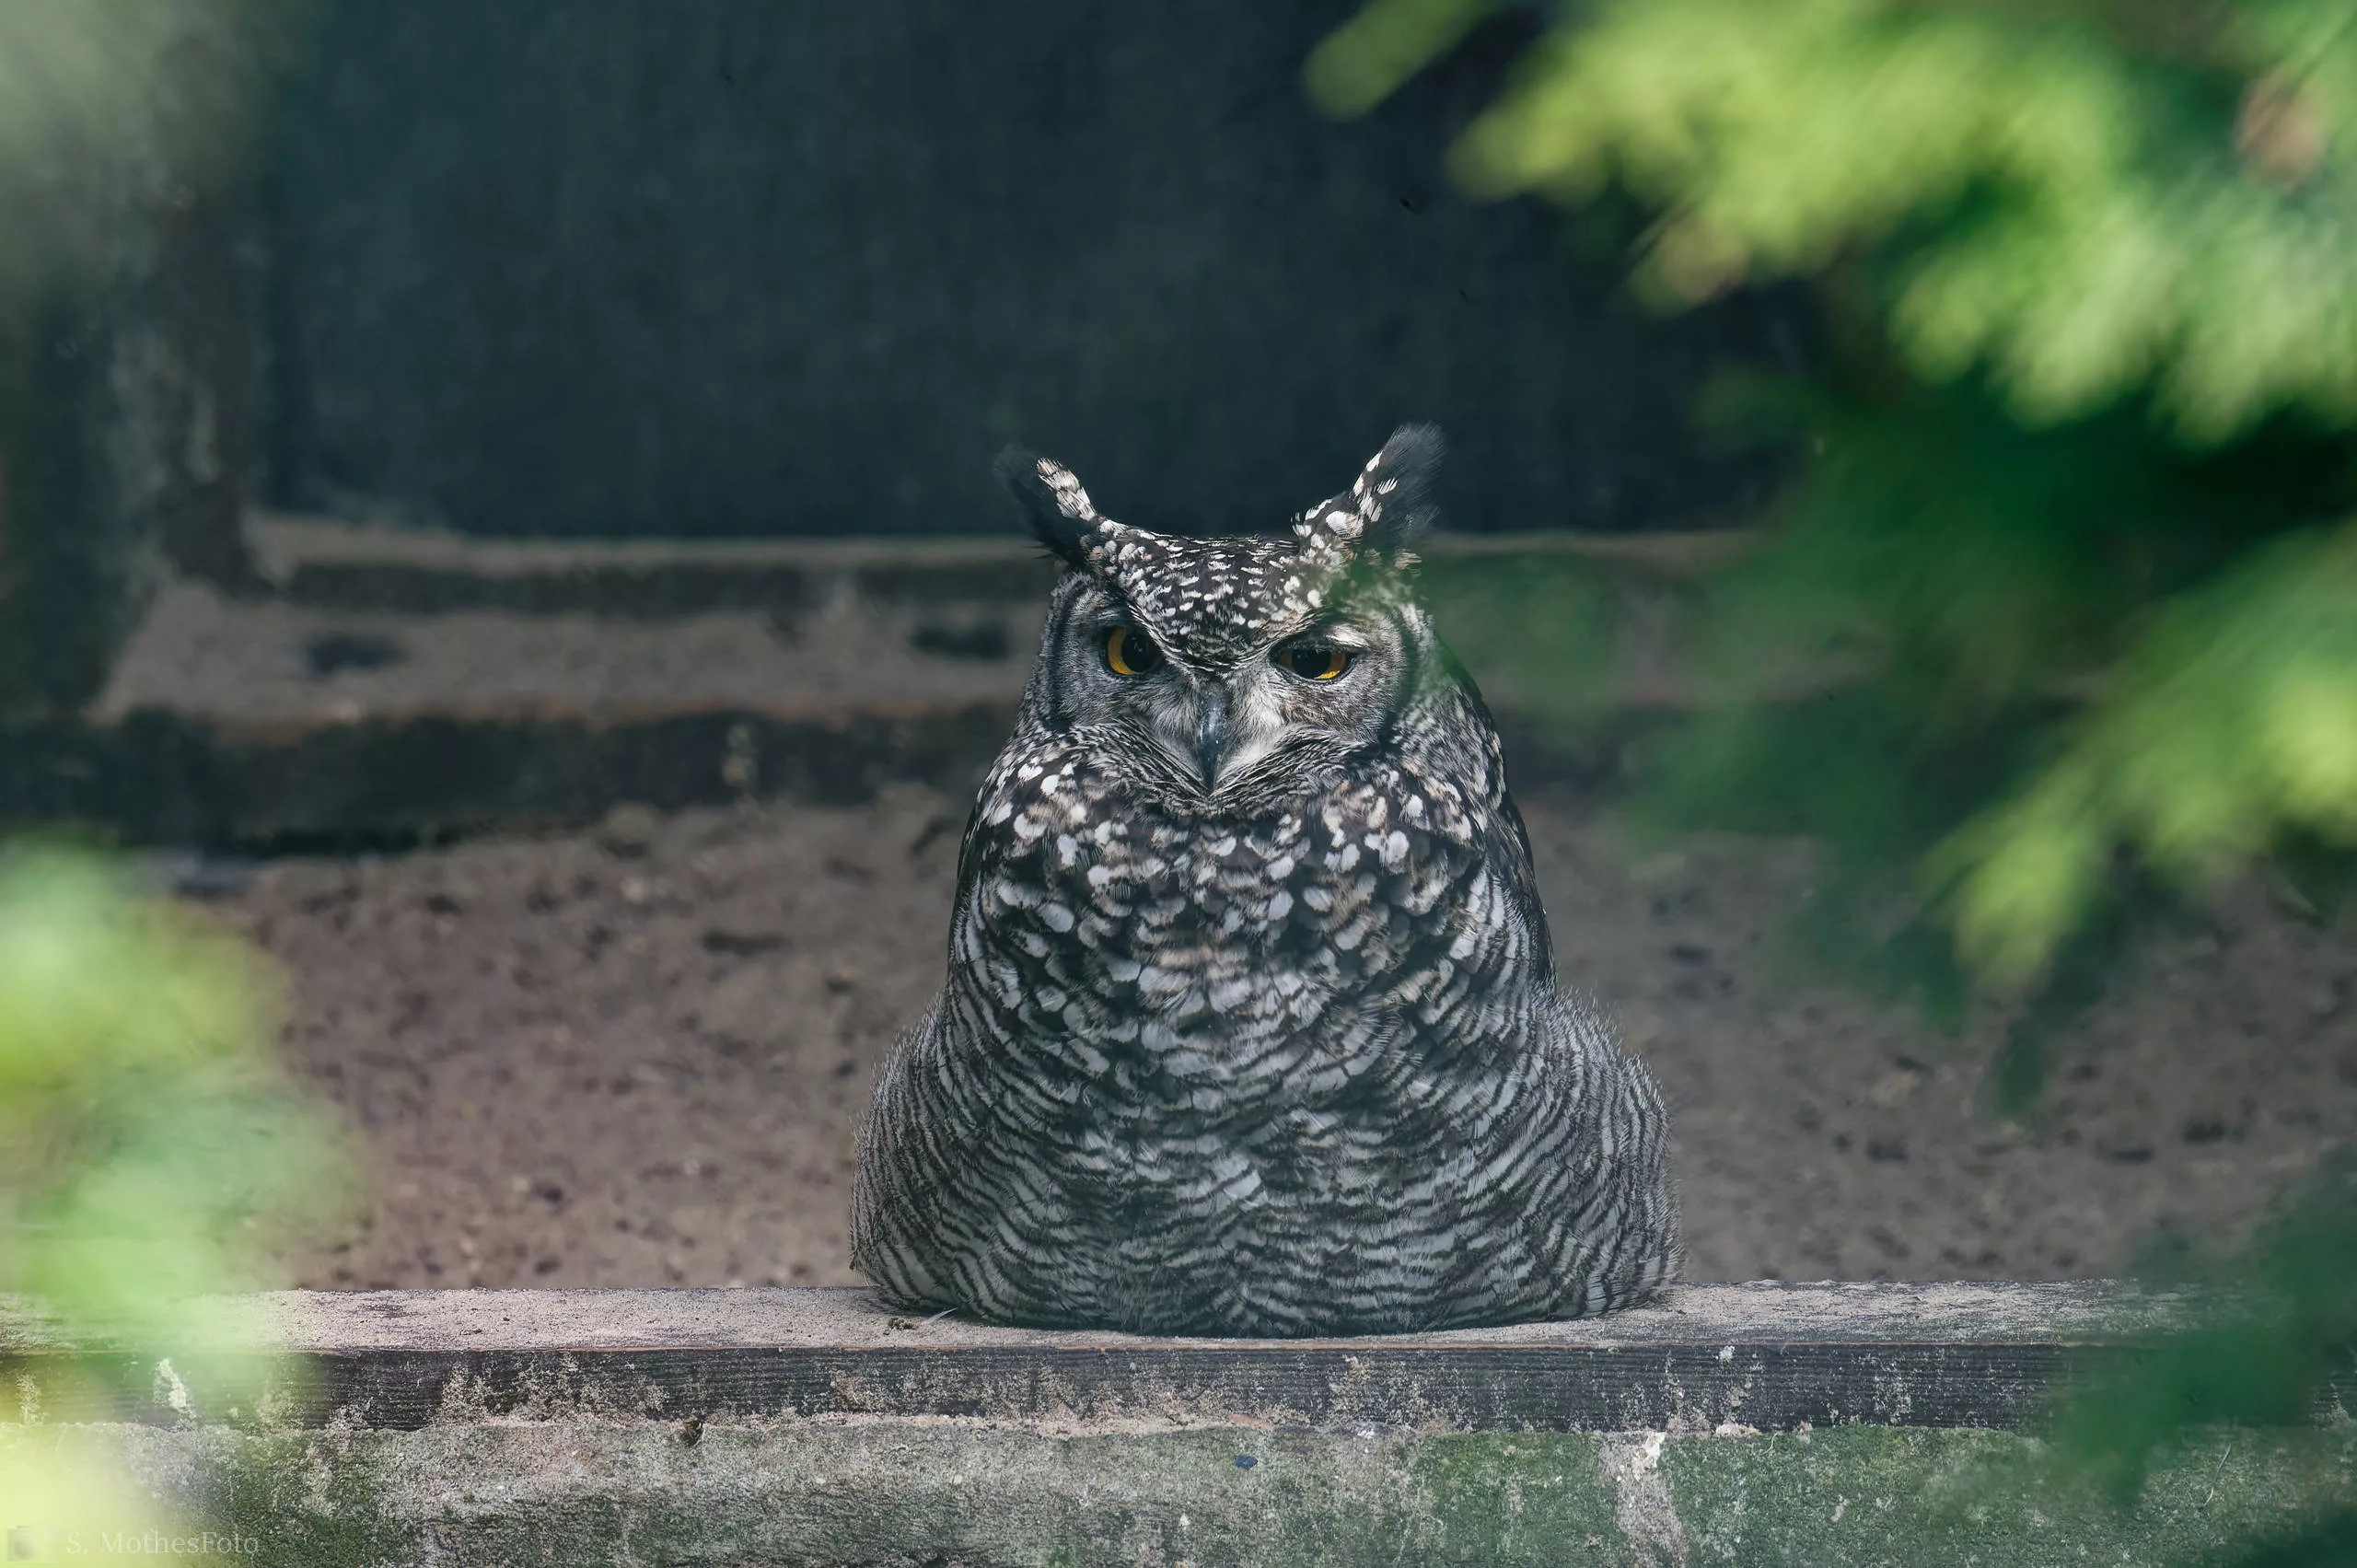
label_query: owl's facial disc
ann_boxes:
[1010,425,1446,800]
[1074,594,1400,796]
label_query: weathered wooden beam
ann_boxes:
[0,1282,2191,1434]
[252,516,1757,620]
[254,517,1063,618]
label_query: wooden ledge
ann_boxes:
[252,517,1758,618]
[0,1281,2188,1434]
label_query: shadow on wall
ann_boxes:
[261,0,1803,539]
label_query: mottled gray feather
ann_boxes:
[853,426,1679,1334]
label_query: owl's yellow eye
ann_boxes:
[1103,625,1162,677]
[1276,645,1353,681]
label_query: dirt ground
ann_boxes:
[192,784,2357,1293]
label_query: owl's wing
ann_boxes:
[1482,782,1554,970]
[949,791,994,912]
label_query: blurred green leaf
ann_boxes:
[0,0,302,304]
[1438,0,2357,442]
[2044,1154,2357,1500]
[1427,556,1621,737]
[0,845,350,1346]
[1323,4,2357,1560]
[1304,0,1498,120]
[1318,0,2357,1001]
[1938,521,2357,984]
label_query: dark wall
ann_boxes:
[263,1,1796,538]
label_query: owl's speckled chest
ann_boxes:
[952,723,1515,1120]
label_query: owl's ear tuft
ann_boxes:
[1294,423,1446,563]
[1356,424,1445,552]
[995,446,1102,567]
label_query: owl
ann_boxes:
[852,425,1678,1336]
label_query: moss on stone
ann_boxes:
[1409,1433,1631,1564]
[1658,1426,2357,1568]
[14,1418,2355,1566]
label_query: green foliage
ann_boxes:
[1332,0,2357,443]
[0,0,301,304]
[1943,518,2357,984]
[2049,1157,2357,1501]
[0,844,347,1558]
[0,844,348,1344]
[1314,0,2357,997]
[1305,0,1495,120]
[1318,3,2357,1558]
[2029,1155,2357,1566]
[1424,555,1622,736]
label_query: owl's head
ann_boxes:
[996,424,1452,803]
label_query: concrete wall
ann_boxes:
[39,1422,2353,1568]
[0,5,269,717]
[260,0,1801,538]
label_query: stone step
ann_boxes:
[7,524,1743,844]
[0,1280,2188,1433]
[4,1283,2346,1568]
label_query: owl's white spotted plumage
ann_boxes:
[853,425,1678,1334]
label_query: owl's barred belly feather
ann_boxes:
[851,425,1678,1335]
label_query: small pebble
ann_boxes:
[597,803,660,858]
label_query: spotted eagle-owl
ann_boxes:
[852,425,1678,1335]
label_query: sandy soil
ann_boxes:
[192,786,2357,1292]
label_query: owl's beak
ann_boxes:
[1193,689,1230,790]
